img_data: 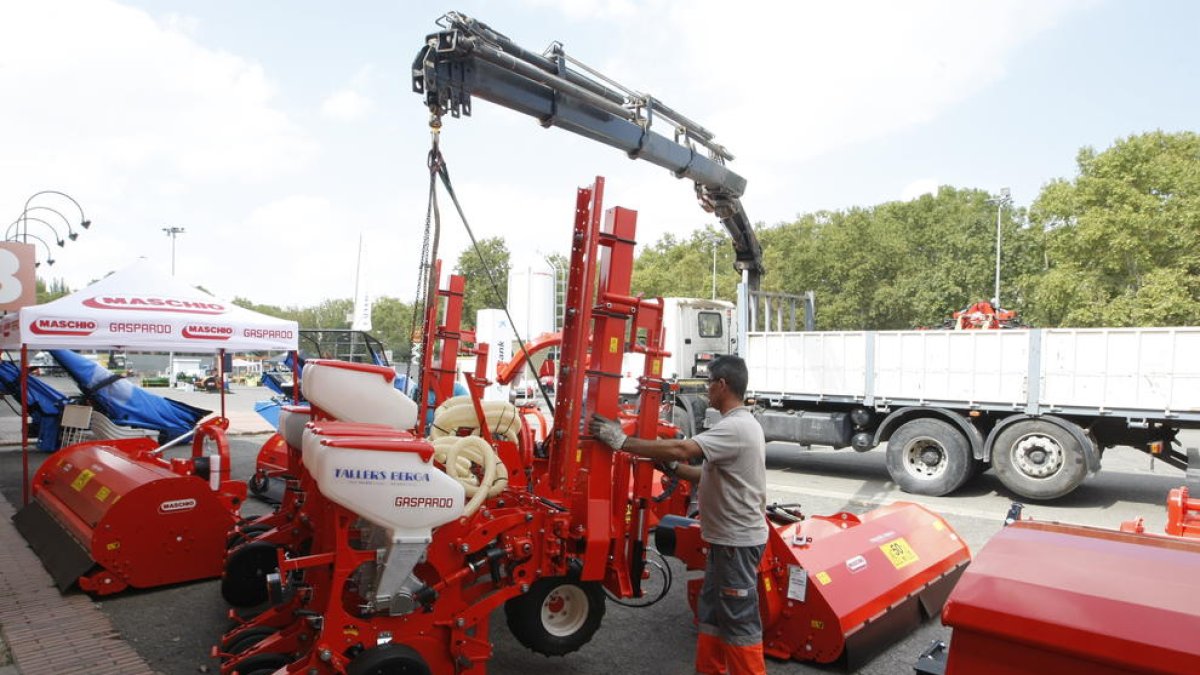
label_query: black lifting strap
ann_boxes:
[426,140,556,416]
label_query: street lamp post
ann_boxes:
[162,226,186,276]
[162,227,186,389]
[22,190,90,243]
[7,217,65,247]
[706,233,721,300]
[987,188,1012,307]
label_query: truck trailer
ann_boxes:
[708,288,1197,500]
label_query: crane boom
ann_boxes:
[412,11,765,289]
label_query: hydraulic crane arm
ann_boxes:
[412,11,765,289]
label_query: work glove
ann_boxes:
[589,414,627,450]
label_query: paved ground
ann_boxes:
[0,381,1193,674]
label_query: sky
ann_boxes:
[0,0,1196,310]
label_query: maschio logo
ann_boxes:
[30,318,98,336]
[182,324,234,340]
[82,296,226,315]
[158,498,197,513]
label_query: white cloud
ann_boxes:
[0,0,317,295]
[321,89,373,121]
[901,179,940,201]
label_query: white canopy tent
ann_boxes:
[1,260,298,352]
[0,260,299,505]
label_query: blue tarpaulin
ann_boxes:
[0,361,70,450]
[49,350,210,443]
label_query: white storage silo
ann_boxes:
[506,267,556,342]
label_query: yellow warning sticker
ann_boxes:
[763,576,772,592]
[609,337,619,353]
[71,469,95,492]
[95,486,111,502]
[933,520,945,531]
[815,571,832,585]
[651,359,661,376]
[106,541,120,551]
[881,537,920,570]
[811,619,825,630]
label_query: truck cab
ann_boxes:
[620,297,735,399]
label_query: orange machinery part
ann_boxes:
[940,519,1200,674]
[661,502,970,670]
[26,436,244,594]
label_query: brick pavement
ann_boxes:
[0,494,158,675]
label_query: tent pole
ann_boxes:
[218,348,226,419]
[291,350,299,404]
[20,345,28,506]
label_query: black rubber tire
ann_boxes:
[504,572,606,656]
[885,418,973,497]
[230,652,290,674]
[221,541,278,607]
[671,405,694,438]
[247,471,270,495]
[991,420,1087,501]
[226,523,272,549]
[221,626,277,659]
[347,644,432,675]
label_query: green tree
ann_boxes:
[454,237,510,329]
[1022,131,1200,326]
[35,277,71,304]
[371,296,414,364]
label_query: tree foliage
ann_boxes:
[631,130,1200,330]
[1022,130,1200,326]
[454,236,510,329]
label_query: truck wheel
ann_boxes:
[672,405,694,438]
[992,420,1086,500]
[504,571,606,656]
[885,418,972,497]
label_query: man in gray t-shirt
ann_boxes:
[591,355,768,675]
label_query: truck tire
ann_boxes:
[885,418,973,497]
[992,420,1086,500]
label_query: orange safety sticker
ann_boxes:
[815,571,832,585]
[106,541,120,551]
[95,486,111,502]
[71,469,95,492]
[881,537,920,570]
[609,337,619,353]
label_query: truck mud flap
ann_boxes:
[12,499,96,591]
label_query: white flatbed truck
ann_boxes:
[721,289,1199,500]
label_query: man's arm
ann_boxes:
[590,414,705,466]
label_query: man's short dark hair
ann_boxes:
[709,354,748,398]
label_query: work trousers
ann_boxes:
[695,542,767,675]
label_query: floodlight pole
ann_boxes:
[162,227,186,276]
[988,188,1012,307]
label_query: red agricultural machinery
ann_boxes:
[916,492,1200,675]
[211,178,970,674]
[13,416,244,595]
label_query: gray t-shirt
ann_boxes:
[692,406,768,547]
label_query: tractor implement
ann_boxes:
[916,496,1200,675]
[658,501,970,670]
[13,418,244,595]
